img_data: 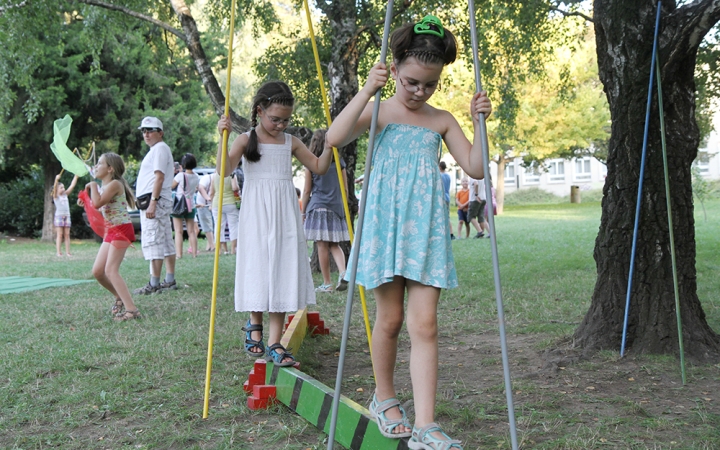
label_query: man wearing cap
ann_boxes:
[133,116,178,294]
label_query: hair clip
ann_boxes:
[414,15,444,38]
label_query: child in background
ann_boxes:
[209,171,239,255]
[301,129,350,293]
[326,15,492,449]
[53,173,78,256]
[217,80,332,367]
[455,177,470,239]
[83,153,140,321]
[171,153,200,258]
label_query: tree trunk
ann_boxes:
[495,156,505,214]
[41,167,57,242]
[574,0,720,362]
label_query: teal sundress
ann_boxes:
[348,123,458,290]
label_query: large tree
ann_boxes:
[574,0,720,361]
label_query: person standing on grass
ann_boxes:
[81,153,140,321]
[52,173,78,257]
[195,172,215,252]
[209,171,239,255]
[301,129,350,294]
[326,15,491,449]
[455,177,470,238]
[217,80,332,368]
[133,116,177,295]
[439,161,455,240]
[171,153,200,258]
[467,176,488,238]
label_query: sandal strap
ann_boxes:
[372,396,401,415]
[267,343,295,364]
[412,422,462,450]
[241,322,263,333]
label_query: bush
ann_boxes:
[0,170,45,237]
[0,169,94,238]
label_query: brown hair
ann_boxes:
[245,81,295,163]
[101,152,136,209]
[390,21,457,66]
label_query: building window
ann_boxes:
[523,162,541,184]
[574,157,592,181]
[548,160,565,183]
[504,163,516,186]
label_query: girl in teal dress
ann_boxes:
[327,15,492,450]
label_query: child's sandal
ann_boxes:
[408,422,463,450]
[111,298,124,316]
[266,343,296,367]
[241,319,265,357]
[369,394,412,439]
[114,310,141,321]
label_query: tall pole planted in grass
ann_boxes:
[468,0,518,447]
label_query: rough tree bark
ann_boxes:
[574,0,720,362]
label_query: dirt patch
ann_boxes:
[307,331,720,448]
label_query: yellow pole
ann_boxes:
[203,0,237,419]
[302,0,375,361]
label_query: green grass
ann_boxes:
[1,198,719,449]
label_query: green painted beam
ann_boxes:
[266,363,409,450]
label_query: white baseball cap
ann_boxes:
[138,116,163,130]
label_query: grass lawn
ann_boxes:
[1,198,719,449]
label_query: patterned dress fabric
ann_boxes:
[349,124,458,290]
[235,133,315,312]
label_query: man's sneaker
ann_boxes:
[159,280,177,291]
[134,282,160,295]
[336,271,349,292]
[474,232,485,239]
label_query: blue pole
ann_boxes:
[621,1,662,357]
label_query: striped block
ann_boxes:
[266,363,409,450]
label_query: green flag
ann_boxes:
[50,115,89,176]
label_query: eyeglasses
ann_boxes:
[260,108,291,127]
[397,73,441,95]
[141,128,161,134]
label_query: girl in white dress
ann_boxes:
[217,81,332,366]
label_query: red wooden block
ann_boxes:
[247,395,273,410]
[253,384,277,399]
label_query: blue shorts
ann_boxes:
[457,209,469,223]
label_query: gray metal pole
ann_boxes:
[327,2,395,448]
[468,1,518,448]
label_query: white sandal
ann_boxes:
[408,422,462,450]
[369,394,412,439]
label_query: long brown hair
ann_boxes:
[102,152,136,209]
[245,81,295,163]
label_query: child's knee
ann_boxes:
[375,314,404,337]
[408,316,438,341]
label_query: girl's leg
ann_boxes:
[372,277,410,434]
[405,280,441,431]
[187,220,198,257]
[64,227,71,255]
[329,242,346,273]
[55,227,62,256]
[173,217,184,258]
[92,243,119,297]
[245,311,264,355]
[105,244,137,312]
[268,312,294,364]
[316,241,332,285]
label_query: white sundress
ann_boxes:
[234,133,316,312]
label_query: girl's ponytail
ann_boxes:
[245,100,261,162]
